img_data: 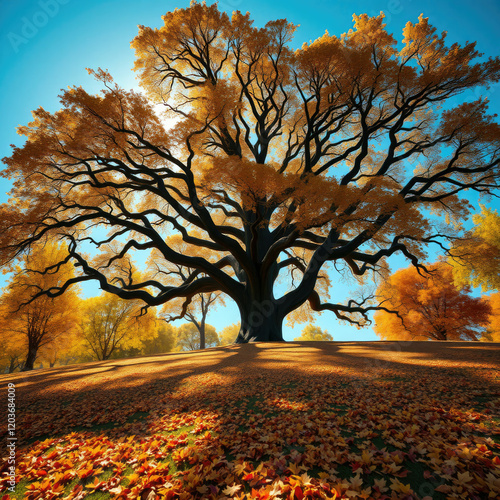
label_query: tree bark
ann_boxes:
[199,320,206,350]
[22,346,38,371]
[8,356,19,373]
[235,299,285,343]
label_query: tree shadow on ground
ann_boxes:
[1,342,499,499]
[3,341,498,442]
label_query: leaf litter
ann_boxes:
[0,341,499,499]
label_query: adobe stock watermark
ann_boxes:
[5,383,16,494]
[219,0,244,9]
[312,0,411,27]
[6,0,71,54]
[366,0,408,26]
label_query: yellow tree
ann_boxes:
[79,293,156,361]
[57,335,93,365]
[160,292,222,349]
[293,324,333,341]
[0,303,25,373]
[175,322,219,351]
[449,207,500,292]
[218,323,240,345]
[38,330,76,368]
[0,241,80,371]
[141,323,177,355]
[374,262,491,341]
[1,3,500,343]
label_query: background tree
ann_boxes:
[449,207,500,292]
[293,324,333,341]
[218,323,240,345]
[161,292,223,349]
[176,322,219,351]
[140,323,177,355]
[0,306,25,373]
[38,329,77,368]
[1,4,500,343]
[79,293,156,360]
[160,292,222,350]
[482,292,500,342]
[374,262,491,341]
[58,336,94,365]
[149,236,225,349]
[0,242,80,371]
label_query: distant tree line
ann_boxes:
[1,208,498,373]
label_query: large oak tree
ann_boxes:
[1,4,500,342]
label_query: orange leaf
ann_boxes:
[435,484,452,493]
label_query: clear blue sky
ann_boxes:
[1,0,499,341]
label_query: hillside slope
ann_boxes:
[1,341,499,499]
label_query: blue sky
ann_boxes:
[1,0,499,341]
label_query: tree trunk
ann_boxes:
[235,299,285,343]
[199,321,206,350]
[22,346,38,371]
[8,357,19,374]
[433,327,448,340]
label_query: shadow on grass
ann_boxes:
[1,341,498,499]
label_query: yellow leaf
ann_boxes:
[223,484,242,495]
[390,479,412,494]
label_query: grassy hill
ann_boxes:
[1,341,499,499]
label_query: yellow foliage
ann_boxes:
[79,294,156,360]
[218,323,240,345]
[293,324,333,341]
[450,207,500,292]
[0,240,81,370]
[176,322,219,351]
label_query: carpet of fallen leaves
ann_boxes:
[1,341,499,500]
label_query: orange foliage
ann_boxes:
[484,292,500,342]
[0,241,80,370]
[374,262,491,341]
